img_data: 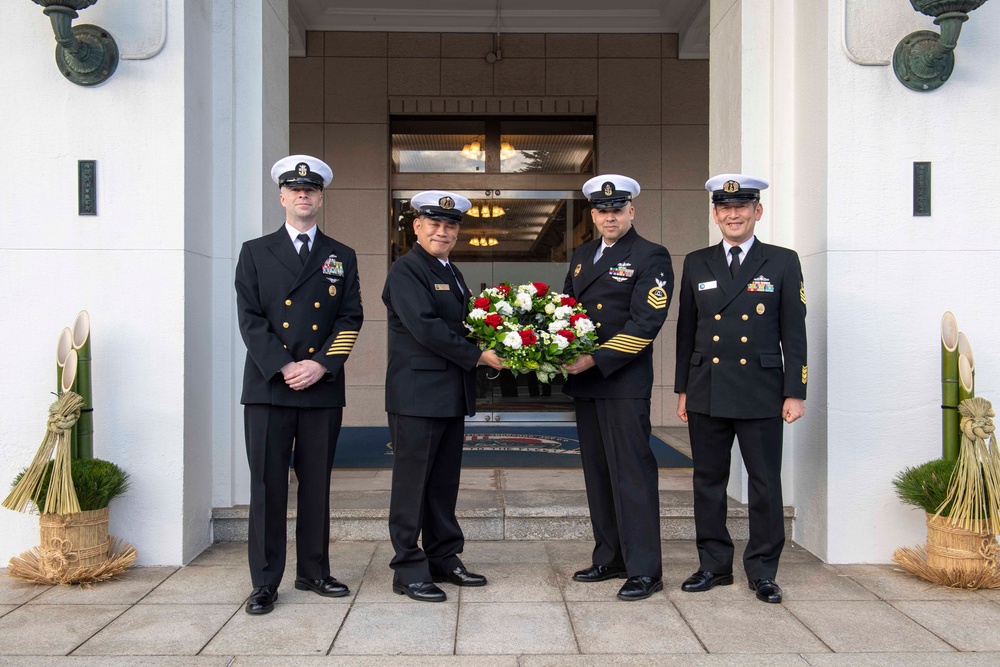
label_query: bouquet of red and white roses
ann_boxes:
[465,281,600,383]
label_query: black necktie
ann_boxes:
[297,233,311,264]
[729,246,742,278]
[446,262,465,295]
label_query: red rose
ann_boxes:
[532,282,549,297]
[560,297,576,307]
[569,313,589,326]
[557,329,576,341]
[474,297,491,309]
[484,313,504,329]
[519,329,538,346]
[495,284,511,296]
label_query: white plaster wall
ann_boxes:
[0,0,189,565]
[824,0,1000,563]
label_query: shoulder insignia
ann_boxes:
[647,278,668,309]
[800,281,807,305]
[801,365,808,384]
[573,263,582,278]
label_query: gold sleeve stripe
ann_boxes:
[601,334,652,354]
[326,331,360,356]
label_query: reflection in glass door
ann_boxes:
[390,191,594,422]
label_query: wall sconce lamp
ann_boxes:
[894,0,989,91]
[466,205,505,218]
[31,0,119,87]
[469,236,499,247]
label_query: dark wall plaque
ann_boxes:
[913,161,931,217]
[79,160,96,216]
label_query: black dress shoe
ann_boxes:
[295,576,350,598]
[245,585,278,615]
[392,580,447,602]
[749,578,782,603]
[432,566,487,587]
[572,564,628,582]
[617,576,663,601]
[681,570,734,592]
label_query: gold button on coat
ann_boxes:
[314,302,321,308]
[714,314,722,321]
[285,299,292,306]
[742,314,749,321]
[282,322,289,329]
[596,322,602,328]
[312,324,318,331]
[713,335,720,342]
[741,336,748,343]
[740,358,747,365]
[597,304,603,310]
[713,357,720,364]
[308,347,315,353]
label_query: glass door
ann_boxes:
[390,190,594,422]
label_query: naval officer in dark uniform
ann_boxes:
[563,174,674,601]
[235,154,363,614]
[675,174,806,604]
[383,190,504,602]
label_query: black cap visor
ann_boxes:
[712,189,759,204]
[417,206,464,223]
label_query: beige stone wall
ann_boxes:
[290,32,708,427]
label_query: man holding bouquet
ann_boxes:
[563,174,674,601]
[382,190,504,602]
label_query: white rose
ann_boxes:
[515,292,533,311]
[554,336,570,350]
[544,303,556,315]
[574,318,595,334]
[502,331,523,349]
[548,319,570,333]
[554,305,573,320]
[495,300,513,316]
[521,283,538,295]
[469,308,487,320]
[484,287,501,298]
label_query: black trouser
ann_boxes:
[575,397,662,578]
[244,404,342,588]
[687,411,785,581]
[387,413,466,584]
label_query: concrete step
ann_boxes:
[213,487,794,543]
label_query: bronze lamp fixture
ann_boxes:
[894,0,989,91]
[31,0,119,86]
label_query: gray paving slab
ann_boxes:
[785,600,955,653]
[352,558,408,603]
[187,541,248,566]
[891,599,1000,651]
[460,540,549,564]
[0,571,50,604]
[802,654,1000,666]
[27,567,175,605]
[672,599,828,654]
[567,600,704,654]
[140,565,250,604]
[330,602,457,655]
[73,603,238,655]
[544,539,595,565]
[834,564,981,601]
[233,658,517,666]
[202,602,349,655]
[502,468,588,491]
[773,563,879,601]
[524,657,811,667]
[662,540,701,565]
[0,604,128,655]
[0,606,15,620]
[457,601,577,655]
[456,468,502,491]
[456,562,563,602]
[0,659,233,666]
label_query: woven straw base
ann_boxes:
[893,544,1000,589]
[7,537,137,587]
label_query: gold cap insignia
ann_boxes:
[573,263,582,277]
[756,303,765,315]
[723,180,740,193]
[297,163,309,177]
[801,365,808,384]
[328,285,337,297]
[439,196,455,209]
[603,182,614,196]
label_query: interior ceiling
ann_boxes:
[289,0,710,59]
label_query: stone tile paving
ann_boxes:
[0,541,999,663]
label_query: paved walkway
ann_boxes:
[3,538,1000,665]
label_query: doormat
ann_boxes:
[332,426,692,469]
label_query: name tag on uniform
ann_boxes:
[698,280,718,291]
[435,283,451,291]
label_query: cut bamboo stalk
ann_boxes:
[941,312,960,461]
[959,355,974,404]
[56,327,73,394]
[958,332,975,398]
[72,310,93,460]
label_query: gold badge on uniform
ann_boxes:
[603,182,614,196]
[297,163,309,176]
[573,263,582,277]
[434,283,451,291]
[647,279,669,309]
[328,285,337,297]
[801,365,808,384]
[756,303,765,315]
[800,281,807,305]
[723,180,740,193]
[439,196,455,209]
